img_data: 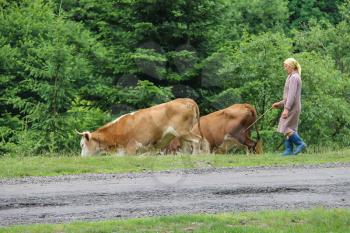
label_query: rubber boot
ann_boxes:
[289,132,306,155]
[282,138,293,156]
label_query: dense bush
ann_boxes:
[0,0,109,153]
[295,52,350,148]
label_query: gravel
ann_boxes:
[1,163,349,226]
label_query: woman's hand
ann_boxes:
[272,102,281,109]
[282,109,289,119]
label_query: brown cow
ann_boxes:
[165,104,262,154]
[77,98,203,156]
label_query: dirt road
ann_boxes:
[1,163,349,226]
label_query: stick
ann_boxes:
[243,105,274,132]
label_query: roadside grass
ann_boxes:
[1,208,349,233]
[0,149,349,178]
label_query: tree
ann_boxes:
[206,0,289,52]
[293,19,350,73]
[55,0,224,100]
[0,0,109,153]
[288,0,346,28]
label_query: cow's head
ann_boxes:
[245,137,263,154]
[76,130,101,156]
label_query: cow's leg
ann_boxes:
[179,133,202,154]
[179,139,191,154]
[244,137,257,153]
[235,132,257,154]
[115,148,126,156]
[215,134,245,154]
[126,141,138,155]
[153,127,179,155]
[232,126,261,154]
[201,139,211,154]
[136,141,159,155]
[163,138,181,155]
[228,128,256,154]
[155,132,176,150]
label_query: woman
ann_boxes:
[272,58,306,155]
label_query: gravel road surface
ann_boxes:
[1,163,349,226]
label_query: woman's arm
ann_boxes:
[272,100,285,109]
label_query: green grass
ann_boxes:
[1,208,349,233]
[0,149,349,178]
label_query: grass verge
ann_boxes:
[1,208,349,233]
[0,149,349,178]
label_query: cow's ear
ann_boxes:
[84,132,91,141]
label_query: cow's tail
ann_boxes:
[195,103,204,144]
[251,106,263,154]
[250,106,260,140]
[196,104,204,150]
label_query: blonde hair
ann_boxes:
[284,58,301,74]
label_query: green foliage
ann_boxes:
[295,52,350,147]
[294,20,350,73]
[231,0,289,34]
[208,88,242,110]
[287,0,346,28]
[119,80,174,109]
[339,0,350,22]
[206,0,289,51]
[0,0,110,154]
[219,32,292,108]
